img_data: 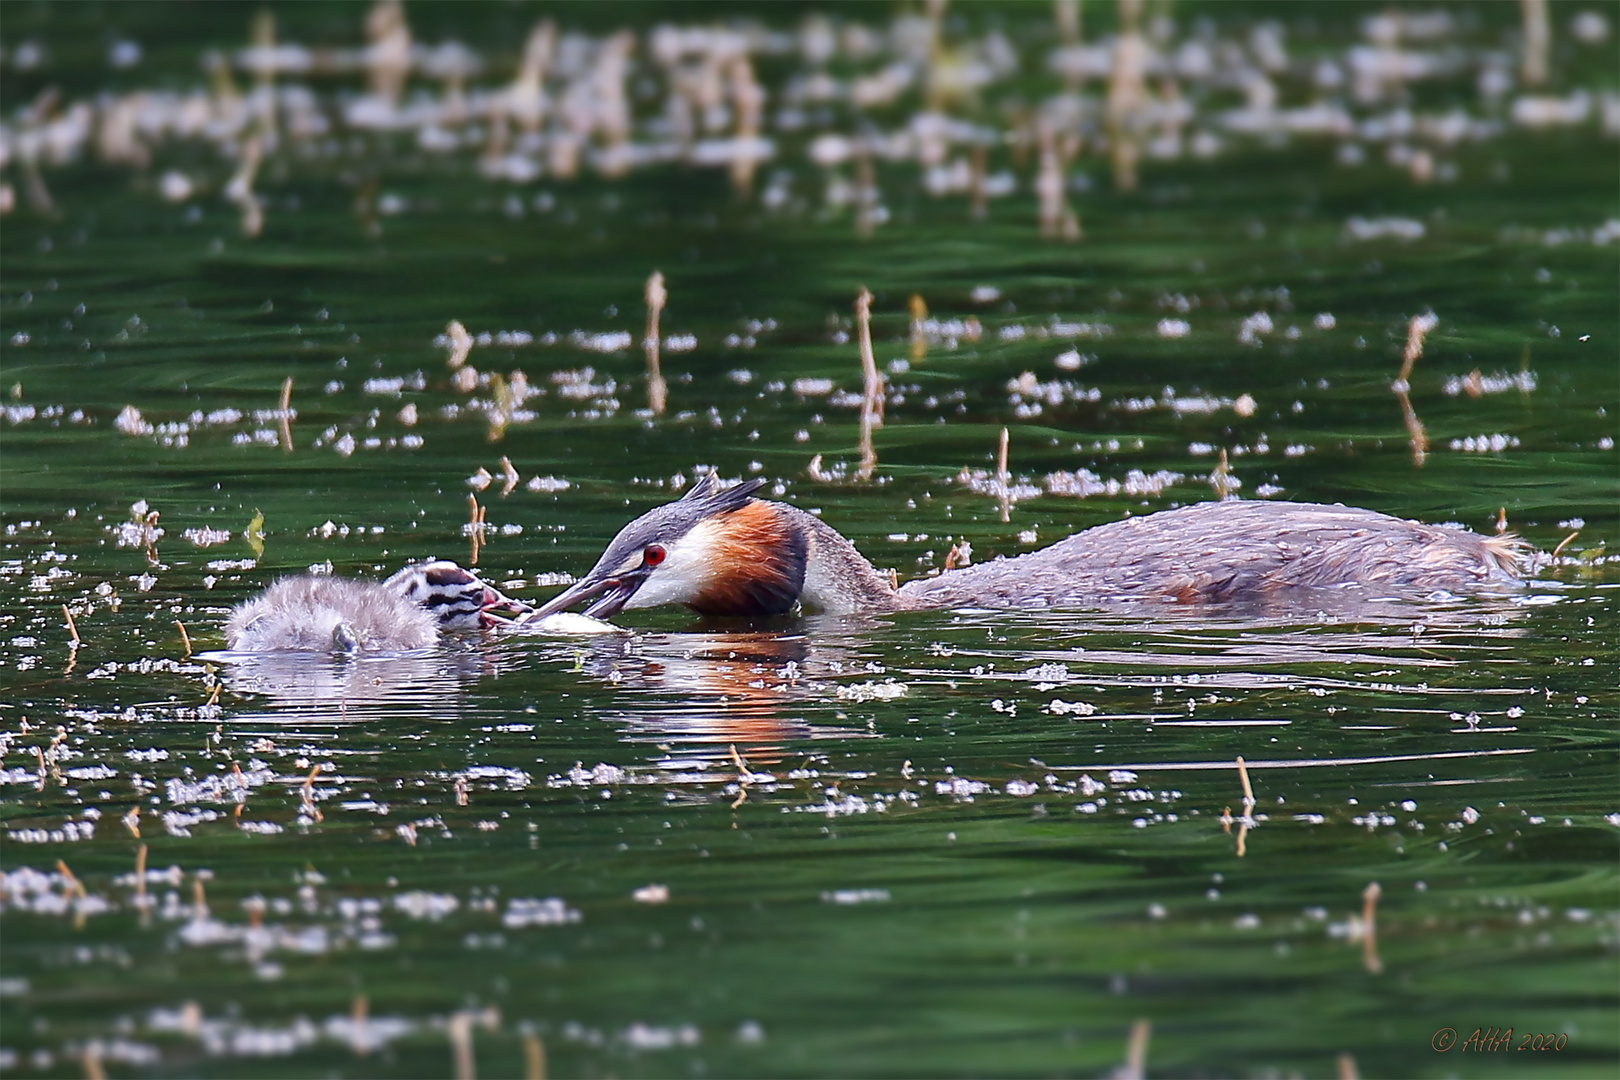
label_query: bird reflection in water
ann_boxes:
[560,614,891,764]
[211,641,513,717]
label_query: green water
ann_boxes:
[2,4,1618,1077]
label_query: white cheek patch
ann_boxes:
[622,521,717,609]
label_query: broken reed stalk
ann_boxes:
[1397,311,1436,384]
[1236,756,1255,818]
[449,1012,476,1080]
[56,859,85,900]
[1055,0,1081,45]
[908,293,929,360]
[62,604,80,646]
[728,56,762,196]
[996,427,1012,523]
[1105,0,1145,195]
[352,995,370,1057]
[141,510,163,567]
[729,743,753,808]
[644,271,668,414]
[969,144,988,221]
[226,135,264,237]
[82,1045,107,1080]
[855,287,883,479]
[445,319,473,369]
[1336,1051,1360,1080]
[1392,313,1437,466]
[134,844,148,902]
[1521,0,1549,87]
[1207,447,1232,498]
[467,493,486,566]
[1361,881,1383,974]
[854,146,876,238]
[1551,530,1579,561]
[1394,385,1429,467]
[175,620,193,657]
[498,455,520,497]
[1122,1018,1151,1080]
[278,376,294,452]
[522,1032,547,1080]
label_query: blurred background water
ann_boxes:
[1,2,1616,1076]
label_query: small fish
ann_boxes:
[505,611,624,636]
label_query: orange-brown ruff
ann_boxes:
[688,499,807,615]
[530,477,1534,619]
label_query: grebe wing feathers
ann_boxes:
[897,500,1528,609]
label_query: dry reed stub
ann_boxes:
[448,1010,476,1080]
[855,286,883,478]
[1397,310,1438,384]
[522,1031,546,1080]
[277,376,294,451]
[444,320,474,369]
[644,270,668,414]
[225,135,264,237]
[1236,755,1255,817]
[908,293,928,360]
[996,426,1011,523]
[1361,881,1383,974]
[351,995,370,1057]
[1121,1018,1151,1080]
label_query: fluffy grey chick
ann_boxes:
[225,561,526,653]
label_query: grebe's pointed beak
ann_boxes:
[530,566,649,620]
[478,582,534,626]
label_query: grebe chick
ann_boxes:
[530,476,1532,619]
[226,561,529,653]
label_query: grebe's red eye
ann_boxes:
[643,543,666,567]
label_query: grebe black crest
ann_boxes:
[531,476,1533,619]
[226,560,529,653]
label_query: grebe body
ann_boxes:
[531,477,1531,620]
[226,561,527,653]
[896,499,1526,610]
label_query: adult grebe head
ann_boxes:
[530,475,809,619]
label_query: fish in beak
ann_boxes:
[478,582,535,627]
[528,564,650,620]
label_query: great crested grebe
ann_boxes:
[226,560,529,652]
[529,476,1531,619]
